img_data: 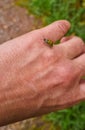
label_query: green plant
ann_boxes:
[16,0,85,41]
[44,102,85,130]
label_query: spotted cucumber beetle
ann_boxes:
[44,38,54,47]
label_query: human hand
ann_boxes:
[0,20,85,125]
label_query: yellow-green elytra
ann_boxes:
[44,38,54,47]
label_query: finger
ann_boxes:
[68,81,85,105]
[63,80,85,105]
[58,36,85,59]
[39,20,70,42]
[74,54,85,76]
[60,35,74,43]
[77,80,85,101]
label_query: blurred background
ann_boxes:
[0,0,85,130]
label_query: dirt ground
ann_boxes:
[0,0,42,44]
[0,0,57,130]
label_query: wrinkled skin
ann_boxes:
[0,20,85,126]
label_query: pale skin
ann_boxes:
[0,20,85,126]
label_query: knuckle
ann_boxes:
[75,37,85,52]
[43,50,54,60]
[58,63,76,86]
[75,36,84,46]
